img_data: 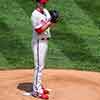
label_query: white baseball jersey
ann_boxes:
[31,8,51,41]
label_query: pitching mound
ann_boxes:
[0,69,100,100]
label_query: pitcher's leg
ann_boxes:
[32,40,43,94]
[32,40,48,95]
[37,40,48,93]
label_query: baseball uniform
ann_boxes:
[31,8,51,94]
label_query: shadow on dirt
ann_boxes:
[17,82,33,92]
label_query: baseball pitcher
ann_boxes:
[31,0,59,99]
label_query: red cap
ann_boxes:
[39,0,48,4]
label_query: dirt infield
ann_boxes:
[0,69,100,100]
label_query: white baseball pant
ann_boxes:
[32,39,48,94]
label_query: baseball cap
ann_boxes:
[36,0,48,4]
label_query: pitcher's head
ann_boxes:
[36,0,48,11]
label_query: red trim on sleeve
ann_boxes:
[35,20,50,35]
[35,27,44,35]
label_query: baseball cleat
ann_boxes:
[42,85,50,94]
[39,93,49,99]
[42,87,50,94]
[32,91,49,99]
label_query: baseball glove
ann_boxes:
[49,10,59,23]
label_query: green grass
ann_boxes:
[0,0,100,71]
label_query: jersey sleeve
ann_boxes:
[31,13,43,29]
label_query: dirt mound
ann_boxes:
[0,69,100,100]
